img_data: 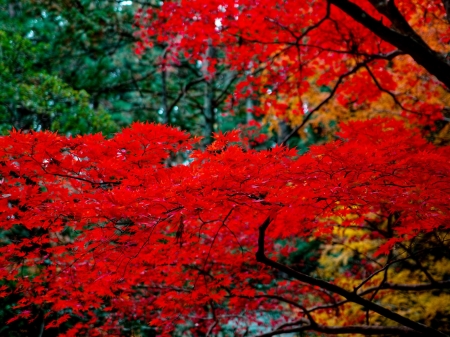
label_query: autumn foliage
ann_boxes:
[136,0,450,141]
[1,118,449,336]
[2,0,450,336]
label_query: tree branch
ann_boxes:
[256,323,420,337]
[328,0,450,88]
[367,0,428,44]
[255,294,317,324]
[360,280,450,293]
[280,61,365,145]
[255,217,449,336]
[444,0,450,22]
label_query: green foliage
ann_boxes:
[0,0,161,135]
[0,23,117,135]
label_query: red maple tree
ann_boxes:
[1,118,449,336]
[136,0,450,140]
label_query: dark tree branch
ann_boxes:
[367,0,428,45]
[256,323,420,337]
[299,45,405,59]
[255,294,317,324]
[354,254,411,293]
[166,77,205,120]
[398,242,437,283]
[307,299,348,313]
[305,278,450,316]
[328,0,450,88]
[266,1,330,43]
[213,73,239,106]
[363,64,414,114]
[280,61,365,145]
[206,301,218,337]
[361,280,450,293]
[272,318,309,332]
[161,52,169,124]
[255,216,449,336]
[444,0,450,22]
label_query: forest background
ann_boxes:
[1,0,450,336]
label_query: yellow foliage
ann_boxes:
[308,223,450,332]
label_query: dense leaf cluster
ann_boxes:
[0,119,449,336]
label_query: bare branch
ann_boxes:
[256,323,420,337]
[254,294,317,324]
[398,242,437,284]
[255,217,449,336]
[360,280,450,294]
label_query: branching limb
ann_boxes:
[363,64,414,114]
[255,217,449,336]
[360,280,450,293]
[255,323,420,337]
[367,0,428,45]
[280,61,365,145]
[206,301,218,337]
[398,242,437,284]
[255,294,317,325]
[328,0,450,88]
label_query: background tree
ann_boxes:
[0,17,117,135]
[1,0,254,142]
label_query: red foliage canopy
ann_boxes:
[1,119,449,336]
[136,0,450,128]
